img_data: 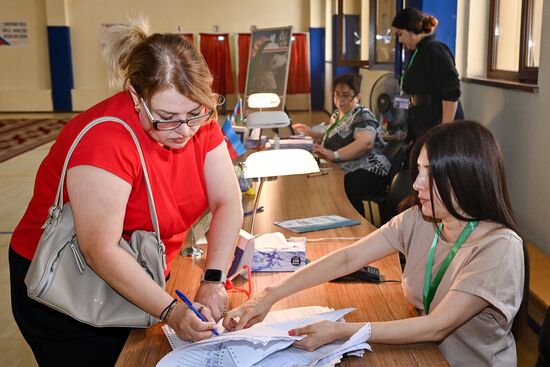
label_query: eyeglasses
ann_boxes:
[140,97,214,131]
[333,92,356,101]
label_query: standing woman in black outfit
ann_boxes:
[392,8,464,142]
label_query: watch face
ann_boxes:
[204,269,223,282]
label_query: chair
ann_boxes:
[537,307,550,367]
[382,140,409,183]
[363,170,413,227]
[362,141,411,227]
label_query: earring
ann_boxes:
[134,103,140,113]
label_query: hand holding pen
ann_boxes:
[176,290,220,336]
[165,289,219,342]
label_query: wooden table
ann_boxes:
[116,168,448,366]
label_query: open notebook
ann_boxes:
[159,306,371,367]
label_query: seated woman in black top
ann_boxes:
[292,73,390,217]
[392,8,464,142]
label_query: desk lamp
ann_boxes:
[246,93,290,148]
[244,149,319,234]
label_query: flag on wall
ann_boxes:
[222,116,247,160]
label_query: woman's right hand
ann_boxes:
[166,301,218,342]
[292,123,312,136]
[222,294,274,331]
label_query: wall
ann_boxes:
[0,0,310,112]
[0,0,52,111]
[67,0,310,110]
[458,0,550,254]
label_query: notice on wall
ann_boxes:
[0,21,28,46]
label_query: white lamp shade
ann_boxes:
[244,149,320,179]
[247,93,281,108]
[246,111,291,128]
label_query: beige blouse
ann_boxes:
[374,207,524,367]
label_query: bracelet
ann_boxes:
[164,302,178,323]
[159,299,177,322]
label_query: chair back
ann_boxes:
[382,141,409,184]
[380,170,413,224]
[537,307,550,367]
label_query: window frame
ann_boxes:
[487,0,539,84]
[336,0,395,70]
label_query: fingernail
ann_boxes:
[288,329,296,336]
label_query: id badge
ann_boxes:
[394,96,410,110]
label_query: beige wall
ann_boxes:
[458,0,550,254]
[68,0,310,110]
[0,0,311,111]
[0,0,52,111]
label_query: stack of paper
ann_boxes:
[158,306,371,367]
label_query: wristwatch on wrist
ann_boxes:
[201,269,227,284]
[333,150,340,161]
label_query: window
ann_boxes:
[487,0,542,84]
[336,0,396,68]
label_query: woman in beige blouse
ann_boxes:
[224,120,529,367]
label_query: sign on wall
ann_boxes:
[244,26,292,112]
[0,22,28,47]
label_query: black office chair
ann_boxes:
[362,141,411,227]
[379,170,413,224]
[382,140,409,183]
[537,307,550,367]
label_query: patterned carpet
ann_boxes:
[0,119,67,163]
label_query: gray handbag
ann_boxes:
[24,116,167,328]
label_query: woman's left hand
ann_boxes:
[195,282,229,321]
[313,144,335,161]
[289,320,342,351]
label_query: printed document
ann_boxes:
[158,306,371,367]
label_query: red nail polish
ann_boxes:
[288,329,296,336]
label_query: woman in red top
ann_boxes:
[9,17,242,366]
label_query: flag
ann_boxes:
[222,116,247,160]
[230,99,242,125]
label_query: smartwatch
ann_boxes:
[201,269,227,284]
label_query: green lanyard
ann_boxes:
[400,48,419,87]
[423,221,479,314]
[322,110,351,144]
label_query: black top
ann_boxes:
[401,34,462,140]
[402,34,460,100]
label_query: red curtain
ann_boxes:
[238,33,251,93]
[287,33,310,94]
[199,34,234,95]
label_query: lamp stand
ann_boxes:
[249,177,265,235]
[181,228,204,258]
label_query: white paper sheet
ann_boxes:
[157,306,370,367]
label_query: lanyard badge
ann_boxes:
[422,221,479,314]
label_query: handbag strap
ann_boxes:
[51,116,162,248]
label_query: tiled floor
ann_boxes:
[0,111,540,366]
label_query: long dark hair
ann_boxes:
[408,121,529,338]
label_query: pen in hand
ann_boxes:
[175,289,220,336]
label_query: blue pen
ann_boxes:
[175,289,220,336]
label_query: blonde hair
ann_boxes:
[102,16,217,114]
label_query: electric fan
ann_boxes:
[369,73,407,133]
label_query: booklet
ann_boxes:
[274,215,360,233]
